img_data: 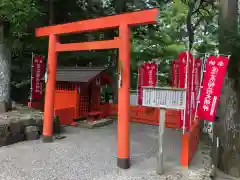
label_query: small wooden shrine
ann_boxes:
[42,66,112,125]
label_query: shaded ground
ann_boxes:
[215,169,240,180]
[0,122,210,180]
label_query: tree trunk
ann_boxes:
[0,25,11,112]
[187,5,194,50]
[49,0,54,25]
[216,0,240,177]
[105,1,127,104]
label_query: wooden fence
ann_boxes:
[181,120,200,167]
[54,107,75,125]
[100,104,181,128]
[54,89,79,125]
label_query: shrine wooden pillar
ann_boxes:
[42,34,58,142]
[117,24,131,168]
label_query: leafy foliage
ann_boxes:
[0,0,42,42]
[5,0,218,95]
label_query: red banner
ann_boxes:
[143,62,157,87]
[179,53,187,89]
[179,52,187,129]
[198,56,229,122]
[137,62,157,105]
[31,55,45,100]
[172,60,179,88]
[186,52,193,129]
[137,65,144,105]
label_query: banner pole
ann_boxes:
[137,63,140,106]
[182,51,189,134]
[190,55,195,126]
[29,52,34,102]
[156,62,158,86]
[156,60,160,86]
[171,60,175,87]
[194,53,207,120]
[157,107,166,175]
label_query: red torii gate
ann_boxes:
[35,8,159,169]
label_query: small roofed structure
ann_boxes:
[55,67,109,82]
[42,66,112,125]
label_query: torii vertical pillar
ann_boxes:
[117,24,130,169]
[42,34,58,142]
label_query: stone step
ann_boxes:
[77,118,113,129]
[5,134,25,146]
[0,133,25,147]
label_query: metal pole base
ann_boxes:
[117,158,130,169]
[157,108,166,175]
[42,135,54,143]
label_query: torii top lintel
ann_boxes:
[35,8,159,37]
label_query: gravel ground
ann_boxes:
[0,122,210,180]
[215,169,240,180]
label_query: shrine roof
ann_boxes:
[42,66,107,83]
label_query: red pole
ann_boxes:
[117,24,130,169]
[42,34,58,142]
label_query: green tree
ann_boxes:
[215,0,240,177]
[179,0,217,50]
[0,0,41,107]
[8,0,218,101]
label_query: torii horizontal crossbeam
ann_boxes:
[56,39,120,52]
[35,8,159,37]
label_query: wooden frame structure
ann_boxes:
[35,8,159,169]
